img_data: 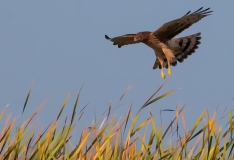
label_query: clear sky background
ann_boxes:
[0,1,234,142]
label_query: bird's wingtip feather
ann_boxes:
[105,35,111,40]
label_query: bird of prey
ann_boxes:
[105,7,212,79]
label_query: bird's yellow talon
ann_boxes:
[167,62,172,76]
[168,69,172,76]
[160,67,166,79]
[161,72,166,79]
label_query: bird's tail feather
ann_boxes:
[167,33,201,65]
[153,33,201,69]
[153,58,160,69]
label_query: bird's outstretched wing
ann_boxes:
[153,7,213,42]
[105,34,140,48]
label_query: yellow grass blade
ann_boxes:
[130,117,151,137]
[24,97,49,131]
[0,104,8,120]
[113,131,120,160]
[123,105,132,135]
[129,114,138,138]
[22,80,34,114]
[69,129,93,159]
[56,92,72,120]
[119,85,132,101]
[137,88,177,114]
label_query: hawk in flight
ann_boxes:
[105,7,212,79]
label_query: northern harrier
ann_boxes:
[105,7,212,79]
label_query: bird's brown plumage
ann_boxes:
[153,7,212,42]
[105,7,212,79]
[105,34,140,48]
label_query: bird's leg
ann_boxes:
[158,57,165,79]
[161,67,166,79]
[162,48,173,76]
[167,60,172,76]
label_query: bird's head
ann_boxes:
[134,33,144,42]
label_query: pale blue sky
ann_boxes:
[0,1,234,139]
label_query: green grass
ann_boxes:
[0,80,234,160]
